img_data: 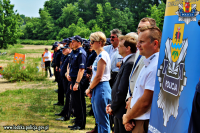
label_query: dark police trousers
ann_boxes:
[60,78,73,119]
[57,73,64,104]
[71,76,88,129]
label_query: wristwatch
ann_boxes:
[75,81,80,84]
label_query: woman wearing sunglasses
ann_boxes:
[86,31,111,133]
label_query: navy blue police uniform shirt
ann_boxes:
[86,50,97,67]
[60,53,72,77]
[55,49,62,68]
[69,47,87,78]
[188,80,200,133]
[52,51,57,66]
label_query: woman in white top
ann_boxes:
[86,31,111,133]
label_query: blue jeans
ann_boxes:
[91,81,111,133]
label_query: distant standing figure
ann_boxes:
[41,54,45,70]
[43,48,53,77]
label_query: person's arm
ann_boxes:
[66,63,71,81]
[73,68,85,91]
[86,59,106,95]
[123,89,154,124]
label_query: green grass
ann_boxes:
[0,88,95,133]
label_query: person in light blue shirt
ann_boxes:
[103,29,123,88]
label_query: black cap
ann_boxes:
[71,35,83,44]
[51,42,59,50]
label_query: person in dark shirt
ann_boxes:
[67,35,88,130]
[188,80,200,133]
[53,43,64,106]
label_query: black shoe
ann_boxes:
[50,74,53,78]
[68,124,76,128]
[55,113,63,116]
[53,102,64,106]
[70,125,83,130]
[54,89,58,93]
[55,116,69,121]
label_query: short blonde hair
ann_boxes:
[90,31,107,46]
[140,26,162,48]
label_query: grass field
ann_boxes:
[0,45,97,133]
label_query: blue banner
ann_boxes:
[148,1,200,133]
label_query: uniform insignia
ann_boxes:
[80,63,84,66]
[157,23,188,126]
[176,1,199,24]
[79,50,82,53]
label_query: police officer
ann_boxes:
[55,39,74,121]
[51,42,59,82]
[54,43,64,106]
[67,35,87,130]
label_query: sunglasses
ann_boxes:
[110,36,117,39]
[90,41,98,44]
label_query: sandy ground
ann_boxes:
[21,45,52,50]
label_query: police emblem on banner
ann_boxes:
[176,1,199,24]
[157,24,188,126]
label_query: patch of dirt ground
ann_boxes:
[21,45,52,50]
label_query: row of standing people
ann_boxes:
[46,17,162,133]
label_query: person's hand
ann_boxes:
[70,84,72,90]
[116,62,121,68]
[73,83,79,91]
[86,74,91,80]
[59,68,61,72]
[123,114,130,125]
[56,66,58,71]
[85,88,92,98]
[106,104,111,114]
[107,106,113,115]
[124,122,135,131]
[67,75,71,81]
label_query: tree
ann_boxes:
[110,7,135,35]
[147,1,166,31]
[0,0,23,49]
[37,9,56,40]
[56,3,79,28]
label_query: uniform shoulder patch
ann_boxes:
[79,50,82,53]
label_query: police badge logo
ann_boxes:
[176,1,199,24]
[157,24,188,126]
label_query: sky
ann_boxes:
[10,0,48,17]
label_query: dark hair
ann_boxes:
[45,48,48,51]
[119,35,137,53]
[140,17,156,27]
[110,29,122,37]
[140,26,162,48]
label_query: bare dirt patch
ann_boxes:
[21,45,52,50]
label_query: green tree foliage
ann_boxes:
[0,0,23,49]
[19,0,166,40]
[56,3,79,28]
[147,1,166,31]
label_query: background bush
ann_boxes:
[1,62,46,82]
